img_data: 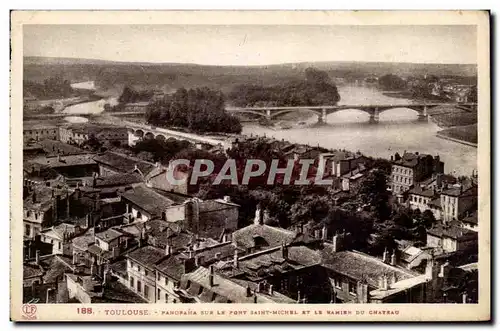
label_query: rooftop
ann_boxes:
[180,266,295,303]
[409,186,437,198]
[95,228,126,243]
[93,151,155,176]
[88,172,143,188]
[72,228,96,251]
[127,246,166,269]
[120,184,189,217]
[232,224,298,250]
[155,253,189,281]
[30,153,97,168]
[442,184,477,198]
[462,211,478,225]
[320,249,417,288]
[427,223,478,241]
[393,152,434,168]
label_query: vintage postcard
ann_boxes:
[10,11,490,322]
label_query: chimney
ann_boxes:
[382,248,389,263]
[233,250,239,268]
[253,293,258,303]
[209,265,214,287]
[253,204,263,225]
[281,243,288,260]
[390,251,397,266]
[165,243,172,256]
[46,288,53,304]
[380,274,388,290]
[257,282,263,293]
[321,225,327,241]
[223,196,231,203]
[268,285,274,296]
[35,250,40,265]
[85,214,91,228]
[297,291,301,303]
[195,255,204,267]
[462,292,468,304]
[246,284,252,297]
[72,253,77,265]
[32,191,37,203]
[314,229,320,240]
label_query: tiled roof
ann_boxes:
[181,266,295,303]
[428,198,441,208]
[409,186,436,198]
[462,211,478,225]
[99,280,148,303]
[41,223,79,241]
[34,140,85,156]
[72,228,96,250]
[218,245,321,281]
[232,224,297,250]
[427,223,478,241]
[393,152,432,168]
[93,151,155,175]
[442,184,477,198]
[120,184,181,217]
[155,253,189,281]
[320,249,416,288]
[127,246,166,269]
[31,153,97,168]
[110,259,128,277]
[90,173,143,188]
[95,228,126,243]
[23,263,45,279]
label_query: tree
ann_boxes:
[358,169,391,221]
[378,74,407,91]
[82,134,102,152]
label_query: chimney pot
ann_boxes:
[233,250,239,268]
[35,250,40,265]
[269,285,274,296]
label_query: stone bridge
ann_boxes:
[226,103,477,124]
[123,120,233,150]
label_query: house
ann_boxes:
[82,172,143,198]
[318,151,367,178]
[341,166,367,193]
[395,244,433,272]
[23,251,74,303]
[144,162,191,195]
[40,223,83,255]
[390,152,443,195]
[440,184,477,223]
[461,211,478,232]
[120,184,239,240]
[214,243,329,303]
[426,222,478,253]
[93,151,156,177]
[178,266,296,303]
[126,246,168,302]
[24,140,85,160]
[59,124,128,146]
[408,186,438,213]
[23,123,59,143]
[28,153,99,180]
[320,237,430,304]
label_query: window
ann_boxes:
[145,270,149,277]
[165,278,169,286]
[58,242,61,250]
[157,273,161,281]
[27,210,31,217]
[334,278,341,289]
[130,261,134,269]
[24,224,30,236]
[144,285,149,298]
[165,293,169,303]
[157,288,161,300]
[137,281,142,293]
[137,265,141,272]
[348,282,356,295]
[130,276,134,288]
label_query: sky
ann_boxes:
[23,25,477,66]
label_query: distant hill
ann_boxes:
[23,56,477,95]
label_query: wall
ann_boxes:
[146,171,189,195]
[126,259,156,303]
[426,234,442,248]
[409,194,432,213]
[66,276,92,304]
[23,127,59,143]
[165,205,186,223]
[155,272,179,303]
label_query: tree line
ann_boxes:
[228,67,341,107]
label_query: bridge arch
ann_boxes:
[269,108,322,120]
[144,132,155,140]
[155,134,167,142]
[134,129,144,138]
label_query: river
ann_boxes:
[242,85,477,177]
[60,85,476,176]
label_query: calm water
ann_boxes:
[63,97,118,115]
[242,86,477,177]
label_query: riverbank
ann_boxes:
[58,94,102,112]
[436,124,477,147]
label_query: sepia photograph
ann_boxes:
[10,10,490,321]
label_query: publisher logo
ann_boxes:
[21,304,37,320]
